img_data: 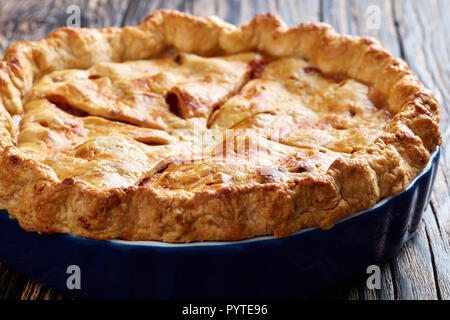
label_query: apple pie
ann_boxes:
[0,11,441,242]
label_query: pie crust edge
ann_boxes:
[0,10,441,242]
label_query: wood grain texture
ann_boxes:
[394,0,450,244]
[422,206,450,299]
[0,0,55,56]
[315,262,395,300]
[392,222,438,299]
[123,0,194,26]
[322,0,400,57]
[276,0,320,26]
[238,0,278,24]
[393,0,450,300]
[0,0,448,300]
[192,0,218,16]
[216,0,241,25]
[53,0,130,28]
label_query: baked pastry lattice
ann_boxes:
[0,10,441,242]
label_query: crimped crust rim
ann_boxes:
[0,10,441,242]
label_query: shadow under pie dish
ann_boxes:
[0,10,441,244]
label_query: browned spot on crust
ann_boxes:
[297,166,308,173]
[303,66,320,74]
[174,53,183,65]
[166,88,208,119]
[206,108,220,128]
[165,92,183,118]
[134,137,168,146]
[46,94,89,117]
[78,216,91,229]
[62,177,75,185]
[248,59,267,79]
[9,55,20,69]
[9,155,20,165]
[35,180,46,193]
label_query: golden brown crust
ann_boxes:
[0,10,441,242]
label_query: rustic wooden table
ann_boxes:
[0,0,448,300]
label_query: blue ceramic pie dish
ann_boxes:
[0,148,440,299]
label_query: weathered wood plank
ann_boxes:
[394,0,449,130]
[20,277,73,300]
[362,262,396,300]
[276,0,321,26]
[318,262,395,300]
[0,0,55,57]
[122,0,194,27]
[0,0,19,54]
[192,0,218,16]
[0,261,27,299]
[0,0,131,57]
[391,222,438,299]
[322,0,401,57]
[393,0,450,299]
[423,205,450,299]
[430,147,450,243]
[216,0,241,25]
[157,0,192,12]
[61,0,130,28]
[238,0,278,24]
[322,0,355,34]
[0,257,74,300]
[121,0,160,26]
[377,262,396,300]
[393,0,450,242]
